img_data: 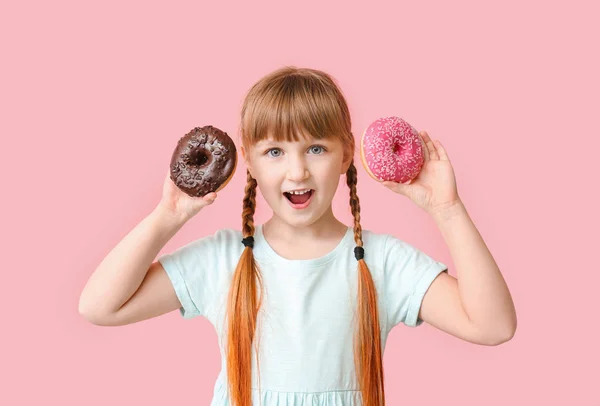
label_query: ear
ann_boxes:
[341,148,353,175]
[240,145,254,177]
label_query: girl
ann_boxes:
[79,66,517,406]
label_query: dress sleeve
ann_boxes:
[383,234,448,329]
[157,229,223,319]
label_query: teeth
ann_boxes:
[286,189,311,195]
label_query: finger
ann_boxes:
[418,131,430,161]
[433,140,450,161]
[428,141,439,160]
[434,140,450,161]
[382,180,410,196]
[203,192,217,202]
[426,141,439,160]
[420,130,433,145]
[421,131,439,160]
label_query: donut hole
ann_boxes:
[189,149,210,167]
[392,143,400,154]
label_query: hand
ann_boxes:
[381,131,460,215]
[157,169,217,222]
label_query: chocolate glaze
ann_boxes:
[169,125,237,197]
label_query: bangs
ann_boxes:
[241,71,349,147]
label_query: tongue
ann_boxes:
[288,191,311,205]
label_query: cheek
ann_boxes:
[253,172,280,195]
[324,159,344,178]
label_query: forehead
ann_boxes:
[255,132,332,147]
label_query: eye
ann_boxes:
[308,145,327,154]
[266,148,282,158]
[265,145,327,157]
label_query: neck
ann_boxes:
[263,206,348,242]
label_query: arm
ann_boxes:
[78,206,187,322]
[382,133,516,345]
[420,199,517,344]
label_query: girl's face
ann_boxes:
[241,133,353,227]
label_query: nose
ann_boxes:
[286,155,309,182]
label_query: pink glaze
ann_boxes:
[362,116,424,183]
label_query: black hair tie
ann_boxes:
[241,236,254,248]
[354,246,365,261]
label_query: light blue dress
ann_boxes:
[157,224,447,405]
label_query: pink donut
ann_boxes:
[359,116,425,183]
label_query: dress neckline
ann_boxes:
[255,223,354,267]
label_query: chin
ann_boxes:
[285,210,330,228]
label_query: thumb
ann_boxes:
[202,192,217,204]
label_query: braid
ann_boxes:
[226,169,264,405]
[346,160,364,247]
[242,170,258,237]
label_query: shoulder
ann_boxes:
[163,227,243,261]
[199,227,244,255]
[376,231,423,258]
[362,230,442,275]
[193,227,241,245]
[360,229,399,256]
[211,227,243,244]
[360,228,389,244]
[356,228,393,270]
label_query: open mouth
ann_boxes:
[283,189,314,208]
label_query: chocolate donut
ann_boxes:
[169,125,237,197]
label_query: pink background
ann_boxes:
[2,0,598,404]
